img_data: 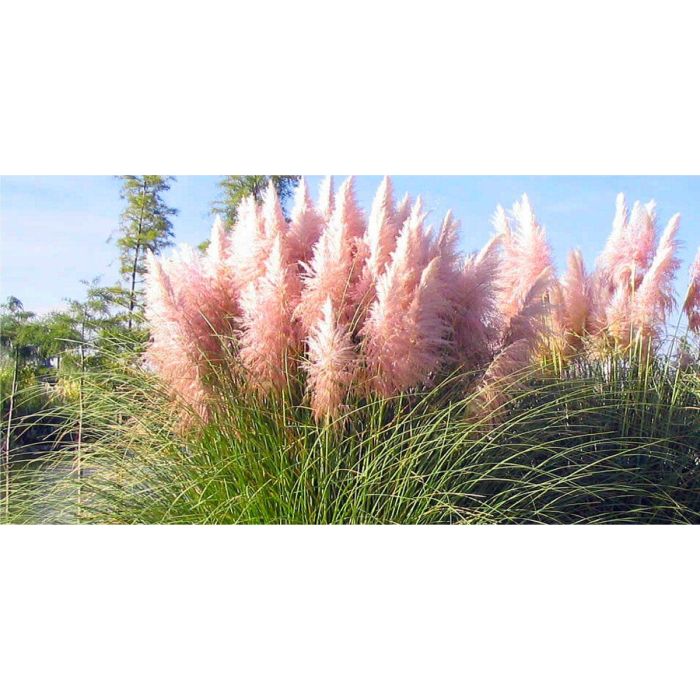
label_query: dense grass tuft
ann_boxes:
[5,338,698,525]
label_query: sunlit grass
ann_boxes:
[5,336,697,525]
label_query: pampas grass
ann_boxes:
[10,334,698,525]
[5,179,700,525]
[683,248,700,333]
[141,179,699,426]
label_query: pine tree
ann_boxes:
[211,176,300,228]
[116,176,177,330]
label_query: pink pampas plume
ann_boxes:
[433,210,460,272]
[159,245,224,360]
[495,195,554,327]
[475,338,532,418]
[601,211,680,347]
[683,248,700,333]
[631,213,681,343]
[432,210,463,310]
[383,198,432,291]
[500,270,550,351]
[262,179,288,242]
[238,234,300,395]
[597,195,657,290]
[318,176,335,222]
[588,196,629,336]
[204,216,240,326]
[287,177,324,267]
[169,243,237,365]
[453,234,500,366]
[296,177,365,334]
[476,271,550,417]
[634,200,658,273]
[553,249,593,352]
[595,193,628,290]
[144,251,211,421]
[363,201,451,395]
[605,284,633,347]
[205,215,230,271]
[394,193,412,232]
[228,195,267,291]
[428,211,464,352]
[353,176,400,314]
[305,297,356,421]
[363,176,399,280]
[402,256,453,384]
[335,176,367,243]
[256,179,289,267]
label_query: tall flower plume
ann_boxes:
[552,249,593,353]
[228,195,266,291]
[477,270,550,417]
[353,176,400,315]
[363,200,451,395]
[597,194,657,290]
[630,213,680,343]
[317,176,335,222]
[296,177,365,334]
[683,248,700,333]
[144,181,688,426]
[144,250,214,421]
[495,195,554,328]
[453,234,500,366]
[286,177,324,269]
[596,202,682,348]
[305,297,356,421]
[238,233,300,395]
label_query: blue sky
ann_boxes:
[1,176,699,315]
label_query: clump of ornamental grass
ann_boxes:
[13,331,699,525]
[5,179,700,524]
[143,177,699,427]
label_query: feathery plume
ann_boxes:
[261,179,287,243]
[228,195,267,291]
[353,176,399,314]
[476,271,549,417]
[597,195,657,290]
[205,215,230,271]
[238,234,300,394]
[364,176,398,279]
[305,297,356,421]
[144,250,212,421]
[394,193,412,232]
[287,177,324,267]
[296,177,365,334]
[363,201,450,395]
[453,235,500,366]
[683,247,700,333]
[144,182,688,427]
[606,284,633,347]
[318,176,335,222]
[631,213,681,342]
[204,215,239,325]
[335,176,366,242]
[554,249,592,352]
[495,195,554,327]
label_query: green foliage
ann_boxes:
[115,176,177,328]
[13,339,699,524]
[211,175,300,229]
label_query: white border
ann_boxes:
[2,2,699,697]
[2,1,699,174]
[2,526,699,699]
